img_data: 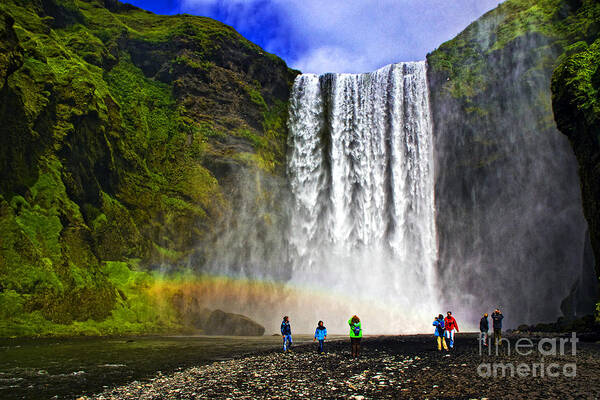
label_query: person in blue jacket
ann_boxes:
[313,320,327,354]
[281,316,292,352]
[433,314,448,351]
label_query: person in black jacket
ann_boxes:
[491,309,504,346]
[479,313,489,346]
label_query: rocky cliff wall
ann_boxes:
[0,0,297,336]
[427,0,599,324]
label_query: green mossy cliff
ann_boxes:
[0,0,297,336]
[427,0,600,321]
[2,0,598,336]
[552,35,600,306]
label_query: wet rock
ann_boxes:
[204,309,265,336]
[85,334,600,399]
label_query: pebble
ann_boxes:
[79,336,599,400]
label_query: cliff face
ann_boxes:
[1,0,598,337]
[0,0,297,335]
[552,37,600,291]
[427,0,599,323]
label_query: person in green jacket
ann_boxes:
[348,315,362,358]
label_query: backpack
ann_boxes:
[437,319,445,334]
[353,325,361,336]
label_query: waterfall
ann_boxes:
[199,57,594,333]
[286,62,439,333]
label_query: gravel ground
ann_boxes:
[82,334,600,399]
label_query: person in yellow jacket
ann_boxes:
[348,315,362,358]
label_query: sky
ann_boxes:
[124,0,504,74]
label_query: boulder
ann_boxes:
[204,309,265,336]
[170,291,212,330]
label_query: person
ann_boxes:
[433,314,448,351]
[348,315,362,358]
[281,316,292,352]
[492,308,504,346]
[480,313,489,346]
[313,320,328,354]
[444,311,459,349]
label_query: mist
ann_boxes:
[185,63,440,334]
[429,14,597,330]
[180,27,597,333]
[160,4,599,336]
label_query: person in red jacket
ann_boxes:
[444,311,459,349]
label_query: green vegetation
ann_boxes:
[0,0,597,335]
[552,38,600,319]
[553,39,600,136]
[427,0,599,100]
[0,0,296,337]
[426,0,600,210]
[0,261,195,337]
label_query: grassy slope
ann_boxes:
[0,0,296,336]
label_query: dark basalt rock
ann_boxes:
[427,0,600,324]
[170,291,212,330]
[204,309,265,336]
[86,335,600,399]
[513,314,600,341]
[552,39,600,281]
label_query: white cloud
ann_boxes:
[179,0,503,74]
[293,46,373,75]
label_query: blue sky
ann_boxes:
[125,0,503,74]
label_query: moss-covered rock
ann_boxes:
[0,0,297,336]
[204,309,265,336]
[552,39,600,280]
[427,0,600,322]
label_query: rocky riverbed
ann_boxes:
[83,334,600,399]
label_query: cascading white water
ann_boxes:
[286,62,439,333]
